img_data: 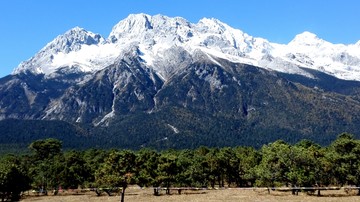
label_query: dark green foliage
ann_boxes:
[95,150,137,202]
[25,139,105,195]
[95,150,137,188]
[28,141,64,192]
[326,133,360,188]
[255,140,291,187]
[156,151,179,190]
[60,151,92,189]
[29,138,62,160]
[136,149,161,187]
[5,135,360,201]
[0,119,90,155]
[0,155,31,201]
[82,149,107,187]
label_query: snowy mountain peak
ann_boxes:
[294,31,318,39]
[198,18,229,33]
[356,40,360,46]
[46,26,104,53]
[108,13,195,45]
[289,31,324,46]
[12,27,108,76]
[12,13,360,81]
[151,14,192,30]
[109,13,153,42]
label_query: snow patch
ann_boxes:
[95,111,115,126]
[21,83,37,105]
[167,124,179,134]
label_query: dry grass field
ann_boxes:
[21,187,360,202]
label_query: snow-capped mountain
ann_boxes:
[4,14,360,149]
[13,27,115,76]
[12,13,360,81]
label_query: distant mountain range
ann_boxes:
[2,13,360,150]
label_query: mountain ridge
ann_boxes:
[11,13,360,81]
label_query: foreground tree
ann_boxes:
[59,151,91,189]
[157,151,179,194]
[95,150,137,202]
[185,148,210,188]
[82,149,107,187]
[286,142,318,194]
[234,146,260,187]
[136,148,162,195]
[327,133,360,194]
[255,140,291,190]
[28,138,64,193]
[29,138,62,161]
[204,148,222,188]
[0,155,30,201]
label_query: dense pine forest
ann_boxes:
[1,133,360,201]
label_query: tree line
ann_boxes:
[1,133,360,201]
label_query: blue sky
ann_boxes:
[0,0,359,78]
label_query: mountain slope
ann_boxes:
[4,55,360,149]
[90,58,360,149]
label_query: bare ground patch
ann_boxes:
[21,188,360,202]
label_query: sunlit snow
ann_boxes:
[12,13,360,81]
